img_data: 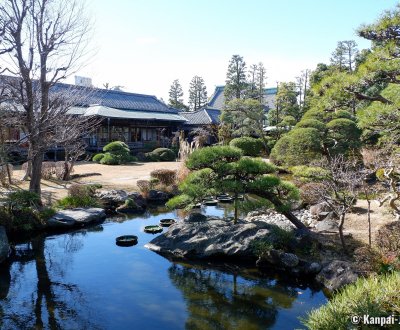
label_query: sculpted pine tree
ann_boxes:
[188,76,208,111]
[168,79,187,110]
[224,55,247,102]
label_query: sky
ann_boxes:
[73,0,400,103]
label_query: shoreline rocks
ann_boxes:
[47,208,106,229]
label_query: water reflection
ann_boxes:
[168,263,305,329]
[0,206,326,329]
[0,231,103,330]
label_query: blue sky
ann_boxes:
[77,0,400,102]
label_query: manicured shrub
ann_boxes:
[97,141,137,165]
[145,148,176,161]
[290,166,329,182]
[92,153,105,163]
[229,137,264,157]
[295,119,326,132]
[270,128,323,166]
[326,118,361,154]
[330,109,353,120]
[303,272,400,330]
[278,115,297,127]
[54,161,73,180]
[136,180,151,197]
[100,153,120,165]
[150,169,177,186]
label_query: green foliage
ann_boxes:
[302,272,400,330]
[186,146,242,170]
[188,76,208,111]
[57,184,100,209]
[278,115,297,127]
[326,118,361,153]
[229,137,264,156]
[224,54,247,101]
[291,166,329,182]
[221,98,267,139]
[168,146,299,222]
[5,190,41,209]
[145,148,176,161]
[270,128,323,166]
[99,141,136,165]
[166,194,193,209]
[92,153,105,163]
[295,119,326,132]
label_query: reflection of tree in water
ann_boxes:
[0,228,104,330]
[168,263,299,330]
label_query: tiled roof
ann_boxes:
[77,105,186,122]
[207,86,277,111]
[180,108,221,126]
[52,83,177,114]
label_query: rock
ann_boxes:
[48,208,106,228]
[127,192,147,208]
[280,252,299,268]
[314,219,338,232]
[316,260,358,291]
[304,262,322,275]
[145,218,271,260]
[95,190,128,208]
[317,211,330,221]
[259,249,299,268]
[0,226,9,264]
[116,198,145,214]
[186,213,208,223]
[310,203,331,217]
[147,190,168,202]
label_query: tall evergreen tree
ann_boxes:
[188,76,208,111]
[330,40,358,72]
[247,62,267,102]
[168,79,187,110]
[224,55,247,102]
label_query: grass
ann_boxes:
[302,272,400,329]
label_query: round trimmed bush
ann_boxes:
[270,128,323,166]
[92,153,105,163]
[100,153,120,165]
[295,119,326,132]
[98,141,137,165]
[326,118,361,154]
[145,148,176,161]
[229,137,264,157]
[103,141,130,153]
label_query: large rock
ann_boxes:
[310,203,331,217]
[0,226,9,264]
[48,208,106,228]
[316,260,358,291]
[186,213,207,223]
[95,190,128,208]
[147,190,169,203]
[145,217,271,260]
[315,219,338,232]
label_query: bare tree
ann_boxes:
[0,0,92,197]
[311,156,363,252]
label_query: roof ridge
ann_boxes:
[203,108,213,123]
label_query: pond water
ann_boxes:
[0,205,327,330]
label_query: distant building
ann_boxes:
[207,85,277,111]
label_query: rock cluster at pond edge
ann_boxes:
[47,208,106,229]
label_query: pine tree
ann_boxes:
[168,79,187,110]
[188,76,208,111]
[224,55,247,102]
[330,40,358,72]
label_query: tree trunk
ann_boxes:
[29,152,43,200]
[234,192,238,224]
[338,212,347,253]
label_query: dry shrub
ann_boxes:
[0,164,13,186]
[376,221,400,255]
[41,161,56,179]
[361,148,380,169]
[68,183,96,198]
[55,161,73,180]
[150,169,177,186]
[299,182,324,205]
[137,180,151,197]
[176,164,189,185]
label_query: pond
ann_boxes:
[0,205,327,330]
